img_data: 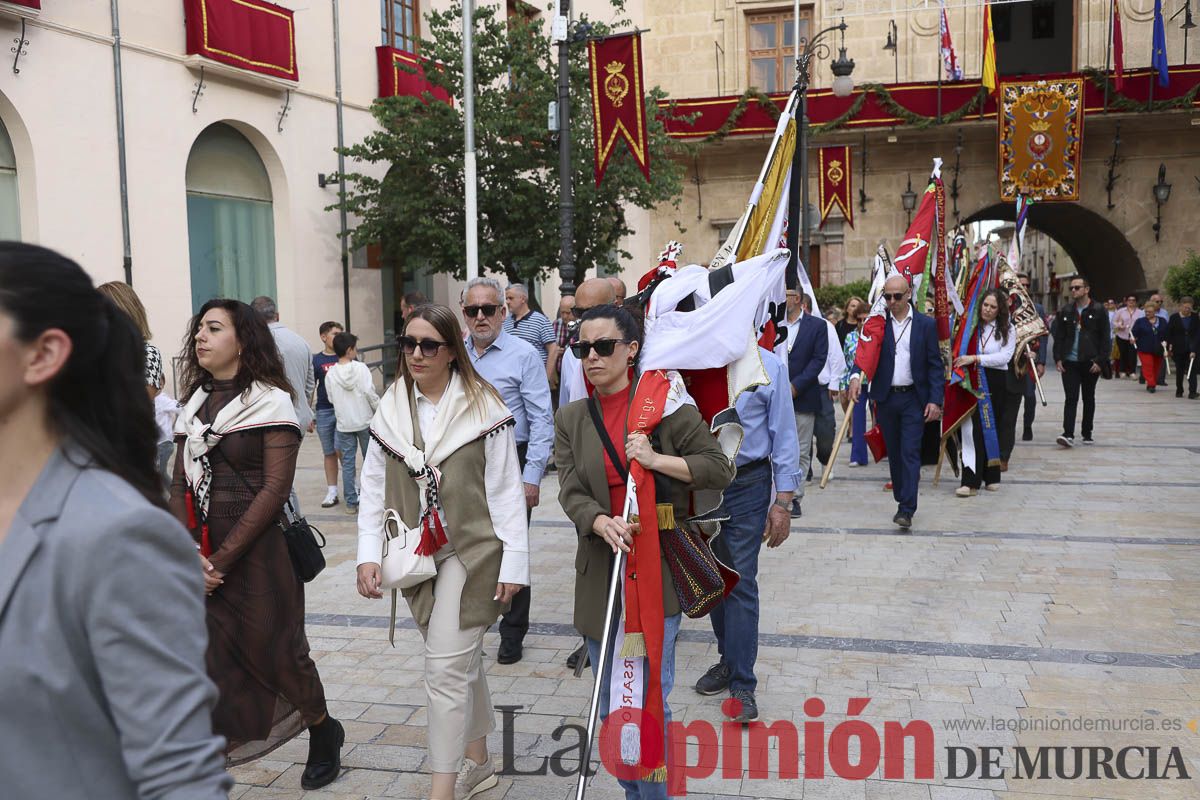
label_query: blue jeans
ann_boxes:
[709,459,771,693]
[586,612,682,800]
[336,428,371,506]
[315,406,338,456]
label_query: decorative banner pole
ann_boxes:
[1026,345,1047,406]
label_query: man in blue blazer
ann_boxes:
[786,291,829,517]
[847,276,943,529]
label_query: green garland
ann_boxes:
[1082,68,1200,112]
[812,84,989,135]
[698,88,781,144]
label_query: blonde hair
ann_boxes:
[96,280,151,340]
[400,303,503,415]
[1143,300,1158,313]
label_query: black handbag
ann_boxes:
[210,441,327,582]
[586,396,729,618]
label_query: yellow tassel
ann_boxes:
[655,503,675,529]
[643,765,668,782]
[620,631,646,657]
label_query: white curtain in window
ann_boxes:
[0,119,20,240]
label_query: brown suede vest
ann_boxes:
[381,408,510,630]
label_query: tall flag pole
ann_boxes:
[1112,0,1125,92]
[982,0,998,96]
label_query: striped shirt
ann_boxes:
[502,310,555,364]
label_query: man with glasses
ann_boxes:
[846,276,943,530]
[1112,294,1140,379]
[1050,277,1110,448]
[461,277,553,664]
[558,278,618,408]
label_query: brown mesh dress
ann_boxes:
[169,379,328,766]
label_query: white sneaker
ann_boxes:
[454,757,497,800]
[321,489,339,508]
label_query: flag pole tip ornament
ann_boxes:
[588,32,650,186]
[637,241,683,293]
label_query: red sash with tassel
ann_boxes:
[621,370,672,781]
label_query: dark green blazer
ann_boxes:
[554,396,735,640]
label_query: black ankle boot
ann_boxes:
[301,716,344,790]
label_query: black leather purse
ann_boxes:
[210,441,327,582]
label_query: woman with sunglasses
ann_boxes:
[554,305,733,800]
[952,289,1016,497]
[355,304,528,800]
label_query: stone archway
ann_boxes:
[963,202,1146,300]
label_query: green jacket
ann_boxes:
[554,397,734,640]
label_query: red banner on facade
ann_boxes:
[376,46,452,105]
[587,32,650,185]
[184,0,298,82]
[817,145,853,229]
[2,1,41,9]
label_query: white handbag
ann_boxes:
[379,508,437,590]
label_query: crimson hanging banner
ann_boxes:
[817,145,854,229]
[1,1,41,9]
[587,32,650,185]
[184,0,298,82]
[376,46,452,105]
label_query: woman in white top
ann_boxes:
[953,289,1016,496]
[355,304,528,800]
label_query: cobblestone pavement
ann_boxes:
[231,374,1200,800]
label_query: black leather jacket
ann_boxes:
[1051,300,1110,365]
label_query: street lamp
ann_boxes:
[1152,163,1171,242]
[901,173,918,225]
[788,18,855,289]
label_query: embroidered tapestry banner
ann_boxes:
[997,78,1084,202]
[817,145,854,229]
[587,32,649,185]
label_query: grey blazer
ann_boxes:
[0,445,231,800]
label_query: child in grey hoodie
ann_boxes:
[326,332,380,513]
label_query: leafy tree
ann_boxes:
[1163,251,1200,302]
[336,1,687,288]
[815,279,872,314]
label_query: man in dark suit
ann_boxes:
[847,276,943,529]
[785,288,828,518]
[1166,295,1198,398]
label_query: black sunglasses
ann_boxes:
[398,336,450,357]
[463,304,500,318]
[570,338,631,359]
[1070,285,1086,291]
[882,292,908,302]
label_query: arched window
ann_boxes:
[186,123,276,311]
[0,119,20,240]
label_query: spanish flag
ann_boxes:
[982,0,998,96]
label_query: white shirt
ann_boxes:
[355,386,530,585]
[785,310,803,352]
[560,346,588,406]
[817,319,847,387]
[890,312,915,387]
[975,322,1017,369]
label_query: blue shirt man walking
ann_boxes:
[693,347,800,723]
[462,277,553,665]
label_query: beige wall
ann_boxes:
[0,1,387,389]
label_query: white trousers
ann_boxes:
[414,553,495,773]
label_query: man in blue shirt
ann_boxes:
[693,347,799,723]
[462,277,554,664]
